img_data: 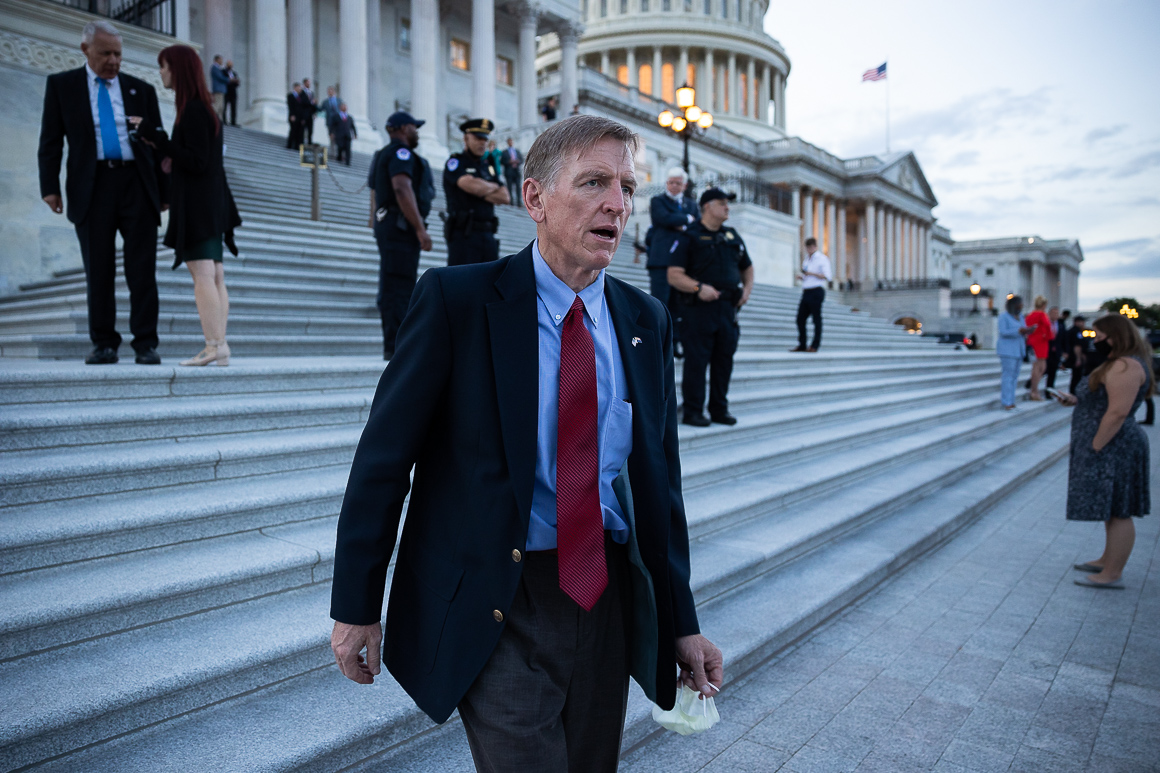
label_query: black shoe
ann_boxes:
[808,346,819,353]
[85,346,118,365]
[135,348,161,365]
[710,412,738,426]
[682,413,711,427]
[789,345,807,352]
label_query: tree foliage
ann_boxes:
[1099,297,1160,329]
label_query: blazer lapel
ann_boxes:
[605,279,659,427]
[486,246,539,528]
[72,68,96,147]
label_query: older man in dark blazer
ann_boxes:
[38,20,166,365]
[330,115,722,771]
[647,167,698,306]
[328,101,357,165]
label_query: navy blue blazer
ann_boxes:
[331,243,699,723]
[647,193,697,268]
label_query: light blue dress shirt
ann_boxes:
[85,64,134,162]
[527,240,633,550]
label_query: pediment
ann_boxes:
[880,153,937,206]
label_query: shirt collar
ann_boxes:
[532,240,606,329]
[666,190,682,202]
[85,63,110,86]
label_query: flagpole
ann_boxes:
[885,61,890,154]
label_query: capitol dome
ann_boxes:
[536,0,789,141]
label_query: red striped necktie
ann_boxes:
[556,296,607,611]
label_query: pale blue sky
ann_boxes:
[766,0,1160,308]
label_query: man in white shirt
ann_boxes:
[792,237,832,352]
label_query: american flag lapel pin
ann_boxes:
[631,337,642,347]
[129,88,137,95]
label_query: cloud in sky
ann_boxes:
[765,0,1160,307]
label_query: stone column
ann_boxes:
[775,70,785,127]
[921,225,929,279]
[518,5,539,125]
[678,47,688,87]
[652,47,662,98]
[288,0,314,88]
[472,0,497,118]
[411,0,445,155]
[204,0,233,69]
[246,0,287,133]
[801,188,813,258]
[825,196,836,256]
[727,52,737,115]
[746,57,755,119]
[880,208,891,281]
[909,219,918,280]
[560,24,581,115]
[900,216,908,279]
[836,202,847,287]
[893,211,902,280]
[174,0,191,41]
[626,48,637,87]
[339,0,374,150]
[703,50,714,111]
[600,50,611,76]
[762,62,771,125]
[864,201,876,283]
[367,0,382,125]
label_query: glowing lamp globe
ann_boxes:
[697,112,713,129]
[970,283,981,296]
[685,106,702,123]
[671,116,688,132]
[658,110,674,128]
[676,85,695,109]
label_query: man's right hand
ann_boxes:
[418,227,433,252]
[331,621,382,684]
[697,283,721,302]
[43,195,63,214]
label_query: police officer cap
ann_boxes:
[386,111,425,130]
[699,187,737,207]
[459,118,494,138]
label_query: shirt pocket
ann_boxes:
[602,398,634,476]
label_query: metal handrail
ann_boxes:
[49,0,177,36]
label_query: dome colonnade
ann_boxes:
[537,0,788,134]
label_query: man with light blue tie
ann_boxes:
[38,20,167,364]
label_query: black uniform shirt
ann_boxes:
[443,150,500,220]
[374,139,429,218]
[673,221,752,299]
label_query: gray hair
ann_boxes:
[524,115,639,190]
[82,20,121,45]
[666,166,688,183]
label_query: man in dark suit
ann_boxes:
[647,167,698,306]
[301,77,318,144]
[501,137,524,206]
[286,82,306,149]
[38,20,166,365]
[328,101,357,165]
[330,115,722,771]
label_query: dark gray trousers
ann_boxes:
[458,539,630,772]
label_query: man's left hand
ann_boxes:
[676,634,723,697]
[738,288,752,307]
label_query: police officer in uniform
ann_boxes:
[373,111,434,358]
[442,118,510,266]
[667,188,754,427]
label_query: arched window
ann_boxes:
[661,62,675,102]
[617,64,629,84]
[638,63,653,94]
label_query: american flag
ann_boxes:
[862,63,887,82]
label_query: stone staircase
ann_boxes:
[0,127,1072,771]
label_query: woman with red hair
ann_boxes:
[153,44,240,366]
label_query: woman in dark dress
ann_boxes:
[154,45,240,366]
[1054,313,1153,588]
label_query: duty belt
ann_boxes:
[442,211,499,236]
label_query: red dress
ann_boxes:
[1024,310,1054,360]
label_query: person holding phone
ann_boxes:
[1052,314,1153,588]
[37,20,167,365]
[996,295,1036,410]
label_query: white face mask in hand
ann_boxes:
[652,685,721,735]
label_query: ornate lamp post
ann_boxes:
[970,282,981,315]
[658,83,713,175]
